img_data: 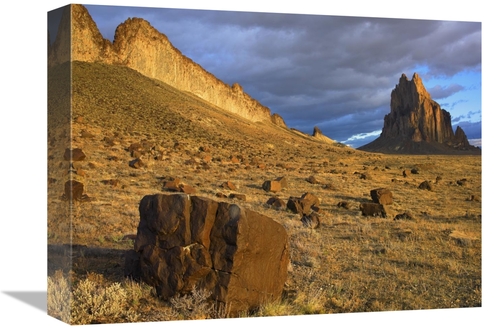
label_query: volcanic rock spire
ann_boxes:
[358,73,479,154]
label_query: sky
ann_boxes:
[80,3,482,149]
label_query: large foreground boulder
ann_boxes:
[125,194,290,316]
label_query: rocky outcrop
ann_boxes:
[271,113,287,128]
[311,126,336,144]
[48,4,281,125]
[358,73,480,154]
[125,194,290,316]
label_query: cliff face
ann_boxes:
[382,73,455,143]
[48,4,275,124]
[359,73,480,154]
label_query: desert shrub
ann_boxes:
[47,270,71,323]
[168,288,220,320]
[71,274,139,324]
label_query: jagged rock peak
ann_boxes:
[383,72,453,143]
[454,126,471,148]
[311,126,336,144]
[358,73,480,154]
[312,126,323,136]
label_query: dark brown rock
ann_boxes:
[287,193,320,215]
[64,180,84,201]
[418,181,433,191]
[229,193,246,201]
[129,158,144,169]
[301,212,321,229]
[128,143,143,156]
[127,194,289,316]
[179,184,197,195]
[266,197,286,209]
[262,180,281,193]
[275,176,288,189]
[220,181,237,190]
[306,175,321,184]
[370,188,393,205]
[287,197,303,214]
[394,211,415,220]
[163,178,182,192]
[360,203,387,218]
[337,201,355,210]
[63,148,86,161]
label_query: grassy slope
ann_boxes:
[47,61,481,324]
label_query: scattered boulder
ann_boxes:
[370,188,393,205]
[220,181,237,190]
[262,180,282,193]
[323,183,335,190]
[162,178,196,194]
[62,180,89,201]
[359,173,372,180]
[125,194,290,316]
[418,181,433,191]
[215,192,228,199]
[301,212,321,229]
[456,178,467,186]
[129,158,145,169]
[359,203,387,218]
[275,176,288,189]
[306,176,321,184]
[179,184,197,195]
[287,192,320,215]
[163,178,182,192]
[411,168,419,174]
[266,197,286,209]
[337,201,355,210]
[80,130,95,138]
[64,148,86,161]
[229,193,246,201]
[128,143,144,157]
[394,211,415,220]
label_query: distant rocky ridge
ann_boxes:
[312,126,336,144]
[48,4,281,125]
[358,73,480,155]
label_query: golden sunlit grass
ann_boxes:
[47,61,481,324]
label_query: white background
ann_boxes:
[0,1,496,328]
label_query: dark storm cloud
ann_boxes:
[86,5,481,145]
[428,84,465,100]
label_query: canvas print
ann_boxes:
[47,3,481,325]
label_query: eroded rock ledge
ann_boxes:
[48,4,281,125]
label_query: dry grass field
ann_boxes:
[47,61,481,324]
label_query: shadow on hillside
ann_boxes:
[245,183,264,190]
[48,244,128,282]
